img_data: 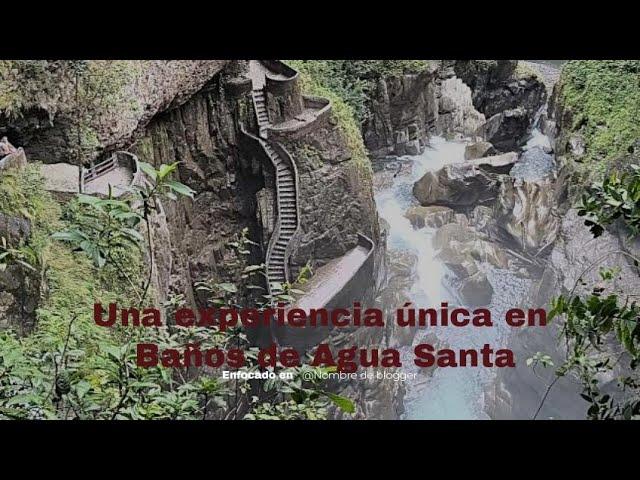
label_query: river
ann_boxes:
[374,130,552,419]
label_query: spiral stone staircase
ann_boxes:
[247,62,301,298]
[259,139,299,295]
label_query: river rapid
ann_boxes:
[373,128,553,419]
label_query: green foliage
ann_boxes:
[0,163,57,230]
[0,236,39,273]
[285,61,370,169]
[577,164,640,237]
[558,60,640,169]
[1,148,352,422]
[52,194,143,268]
[547,280,640,419]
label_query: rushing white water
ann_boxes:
[374,136,531,420]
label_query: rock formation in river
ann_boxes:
[454,60,547,152]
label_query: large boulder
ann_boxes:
[510,146,555,181]
[477,108,532,152]
[454,61,546,118]
[454,61,547,152]
[436,77,485,138]
[363,66,439,158]
[494,158,567,253]
[434,223,509,270]
[495,177,560,253]
[412,152,518,207]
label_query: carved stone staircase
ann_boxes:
[260,139,299,296]
[252,89,270,139]
[246,77,300,298]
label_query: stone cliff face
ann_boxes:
[362,66,439,157]
[486,61,640,419]
[454,60,547,152]
[129,71,263,307]
[361,60,545,158]
[0,60,229,165]
[281,126,380,271]
[362,62,487,158]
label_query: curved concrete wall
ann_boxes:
[268,96,332,141]
[275,233,376,352]
[262,60,304,123]
[262,60,299,96]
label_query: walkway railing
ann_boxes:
[80,151,140,196]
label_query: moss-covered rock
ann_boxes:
[551,60,640,179]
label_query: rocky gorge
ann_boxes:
[1,59,638,420]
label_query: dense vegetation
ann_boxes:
[556,60,640,175]
[535,60,640,419]
[0,165,352,420]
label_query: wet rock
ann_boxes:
[454,213,469,227]
[470,205,494,232]
[412,152,517,207]
[437,77,486,137]
[477,108,532,152]
[404,205,455,229]
[363,71,438,158]
[495,174,563,253]
[464,141,496,160]
[454,60,546,132]
[539,113,557,139]
[404,139,421,156]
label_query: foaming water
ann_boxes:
[524,128,551,151]
[374,136,530,420]
[375,138,465,305]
